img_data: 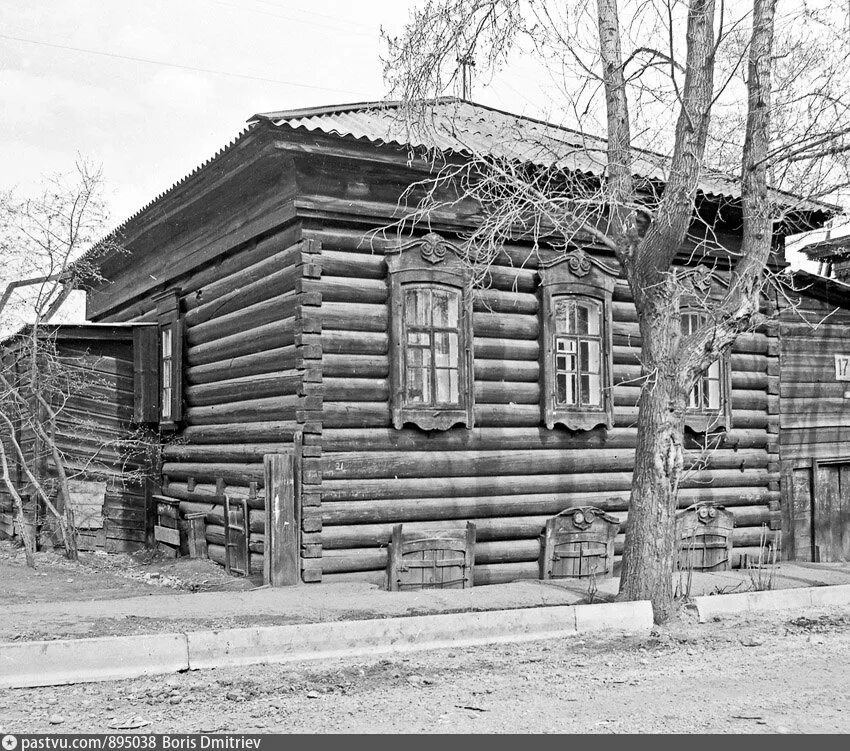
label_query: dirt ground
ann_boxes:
[2,539,850,644]
[0,605,848,734]
[0,540,254,607]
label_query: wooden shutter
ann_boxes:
[132,325,159,423]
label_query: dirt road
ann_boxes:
[1,606,847,734]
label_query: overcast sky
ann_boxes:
[0,0,831,275]
[1,0,553,227]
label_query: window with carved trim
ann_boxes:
[680,309,729,431]
[539,250,617,431]
[387,233,473,431]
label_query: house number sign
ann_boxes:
[835,354,850,381]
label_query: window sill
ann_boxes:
[546,409,610,431]
[394,408,472,431]
[684,412,727,433]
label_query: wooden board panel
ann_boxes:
[815,464,839,562]
[154,524,181,546]
[791,467,813,561]
[66,479,106,530]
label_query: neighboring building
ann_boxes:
[779,243,850,562]
[2,99,842,580]
[786,223,850,279]
[0,323,156,552]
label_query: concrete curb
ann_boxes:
[0,633,189,689]
[693,583,850,622]
[187,601,653,670]
[0,599,652,688]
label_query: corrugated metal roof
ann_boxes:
[253,97,823,211]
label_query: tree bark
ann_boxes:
[0,441,36,568]
[618,293,689,622]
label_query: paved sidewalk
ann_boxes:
[2,561,849,642]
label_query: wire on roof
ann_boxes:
[0,33,372,96]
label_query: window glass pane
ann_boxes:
[406,347,431,403]
[405,288,430,326]
[434,332,458,368]
[585,301,601,335]
[161,327,172,356]
[575,304,588,335]
[688,379,702,409]
[556,351,577,375]
[447,293,459,327]
[579,340,601,374]
[707,359,721,409]
[707,376,720,410]
[556,337,576,360]
[554,299,575,334]
[431,289,460,328]
[435,368,459,404]
[681,312,700,337]
[407,331,431,347]
[161,387,172,419]
[584,373,601,406]
[558,373,576,405]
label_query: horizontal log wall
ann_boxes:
[309,226,780,585]
[108,224,314,572]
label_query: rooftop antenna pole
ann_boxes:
[457,53,476,99]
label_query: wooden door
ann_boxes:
[784,466,814,561]
[813,462,850,562]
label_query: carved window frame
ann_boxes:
[539,251,617,431]
[386,233,474,431]
[155,289,183,430]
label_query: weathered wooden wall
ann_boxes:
[780,296,850,460]
[0,337,149,551]
[56,341,149,551]
[780,287,850,561]
[305,225,781,585]
[101,224,319,577]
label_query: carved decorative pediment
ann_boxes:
[420,232,449,264]
[564,247,592,277]
[538,247,619,291]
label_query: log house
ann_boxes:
[8,99,842,580]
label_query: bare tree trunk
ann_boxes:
[618,296,688,621]
[0,371,78,560]
[0,411,76,558]
[0,441,36,568]
[597,0,716,621]
[33,391,78,561]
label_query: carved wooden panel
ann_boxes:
[539,506,619,579]
[386,522,476,590]
[676,502,734,571]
